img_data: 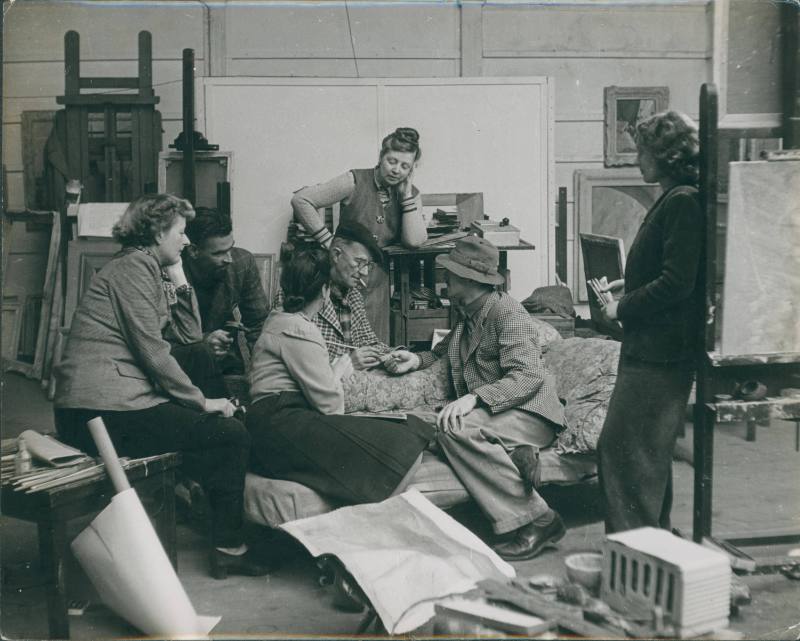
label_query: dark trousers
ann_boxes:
[55,405,249,547]
[54,343,248,547]
[597,354,693,533]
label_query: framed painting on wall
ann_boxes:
[573,169,662,302]
[604,86,669,167]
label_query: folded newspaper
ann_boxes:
[20,430,92,467]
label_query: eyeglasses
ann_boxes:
[339,247,375,273]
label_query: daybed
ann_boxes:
[243,320,621,529]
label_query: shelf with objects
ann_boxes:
[384,200,535,348]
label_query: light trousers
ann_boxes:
[436,407,556,535]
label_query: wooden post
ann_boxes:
[182,49,196,205]
[556,187,567,284]
[693,83,718,542]
[781,1,800,148]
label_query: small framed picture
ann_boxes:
[604,86,670,167]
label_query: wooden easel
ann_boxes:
[692,83,800,545]
[54,30,161,203]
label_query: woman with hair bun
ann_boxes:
[594,110,705,533]
[291,127,428,342]
[246,245,432,505]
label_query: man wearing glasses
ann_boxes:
[316,222,394,369]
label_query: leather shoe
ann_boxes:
[209,548,271,580]
[510,445,541,494]
[493,512,566,561]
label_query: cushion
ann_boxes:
[243,450,470,528]
[543,337,620,455]
[529,315,564,351]
[343,358,451,413]
[342,319,563,414]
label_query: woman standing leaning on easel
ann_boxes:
[592,111,705,534]
[290,128,428,343]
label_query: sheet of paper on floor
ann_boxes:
[281,489,514,634]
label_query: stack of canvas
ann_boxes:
[602,527,730,638]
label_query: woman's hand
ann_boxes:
[350,346,381,370]
[601,300,620,321]
[436,393,478,434]
[384,350,420,375]
[204,397,237,418]
[397,165,416,199]
[163,261,189,288]
[332,354,354,381]
[597,277,624,294]
[588,276,623,305]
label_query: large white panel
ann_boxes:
[720,161,800,357]
[199,78,554,300]
[201,81,380,256]
[382,80,551,299]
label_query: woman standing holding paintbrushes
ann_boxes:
[291,127,428,343]
[593,111,705,533]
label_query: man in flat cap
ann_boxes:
[277,221,394,369]
[389,235,568,560]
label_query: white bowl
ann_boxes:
[564,552,603,591]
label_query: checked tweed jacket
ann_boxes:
[275,286,390,360]
[418,291,566,429]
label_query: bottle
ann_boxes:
[14,437,32,475]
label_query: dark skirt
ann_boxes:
[597,354,694,533]
[246,392,433,504]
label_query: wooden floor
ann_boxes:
[2,371,799,639]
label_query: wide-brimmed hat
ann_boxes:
[435,235,505,285]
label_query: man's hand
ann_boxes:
[204,397,236,418]
[436,393,478,434]
[332,354,354,381]
[384,350,420,375]
[205,329,233,357]
[350,346,382,370]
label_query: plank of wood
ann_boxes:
[32,212,59,379]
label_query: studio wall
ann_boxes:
[3,0,720,293]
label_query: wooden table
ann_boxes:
[383,240,536,347]
[1,452,180,639]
